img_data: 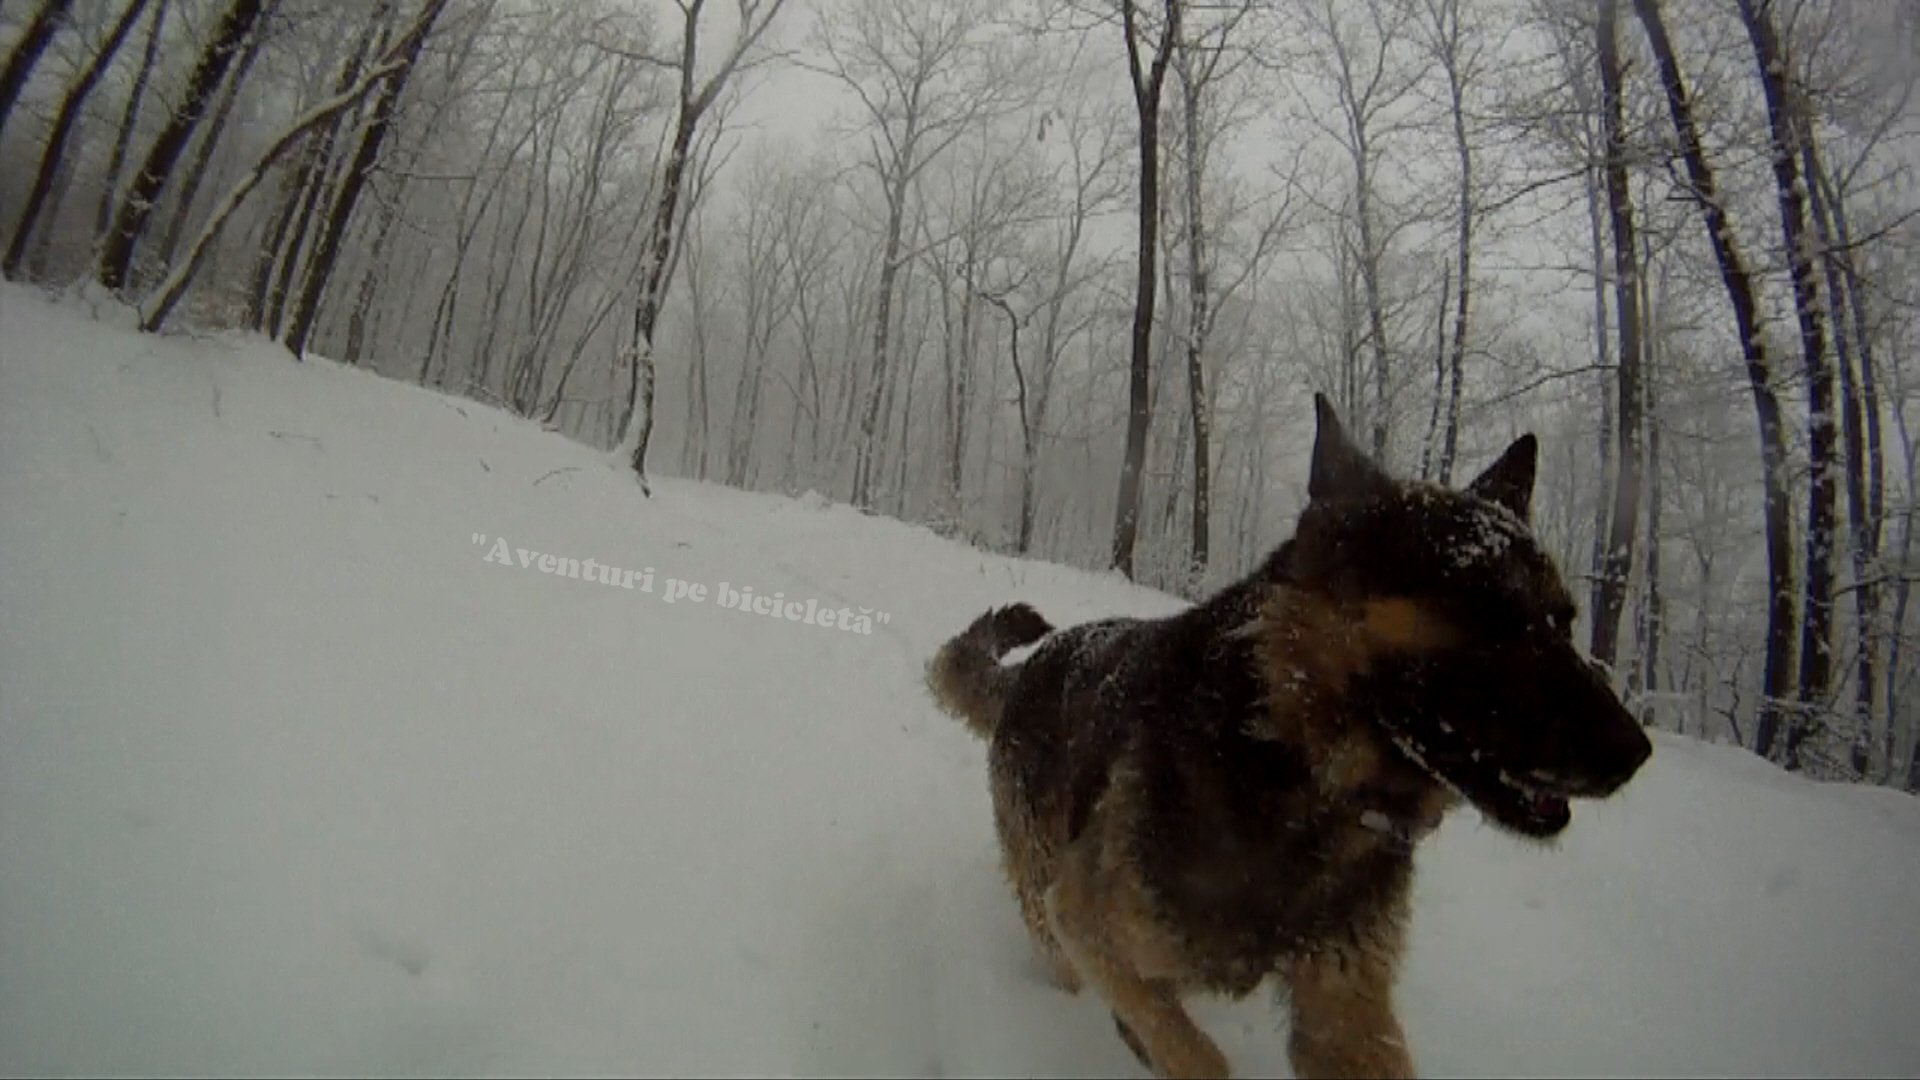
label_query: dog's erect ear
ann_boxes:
[1465,434,1538,520]
[1309,393,1392,502]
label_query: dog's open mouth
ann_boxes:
[1388,730,1574,839]
[1488,769,1572,837]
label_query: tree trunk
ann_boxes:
[283,0,441,358]
[1436,0,1473,485]
[1639,226,1663,722]
[1421,265,1450,480]
[1355,149,1391,461]
[1181,49,1210,578]
[1110,0,1178,578]
[98,0,266,293]
[343,171,405,366]
[137,47,415,333]
[1812,161,1888,775]
[1630,0,1797,762]
[1737,0,1834,771]
[95,0,167,245]
[1591,0,1644,675]
[852,171,909,510]
[1584,159,1615,642]
[1804,132,1874,776]
[0,0,74,142]
[153,10,267,272]
[4,0,150,280]
[259,8,391,334]
[622,104,700,493]
[998,304,1035,553]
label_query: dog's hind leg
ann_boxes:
[1279,924,1415,1080]
[1044,833,1228,1080]
[1016,873,1083,994]
[992,774,1082,994]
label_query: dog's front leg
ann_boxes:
[1044,835,1229,1080]
[1280,936,1416,1080]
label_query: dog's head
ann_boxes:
[1275,394,1651,839]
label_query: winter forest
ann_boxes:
[1,0,1917,792]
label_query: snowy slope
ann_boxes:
[1,283,1916,1079]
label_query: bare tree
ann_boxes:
[0,0,73,142]
[284,0,452,358]
[1010,90,1127,553]
[723,158,810,487]
[808,0,1009,509]
[1589,0,1644,676]
[1108,0,1179,577]
[1287,0,1426,462]
[617,0,793,494]
[1413,0,1490,484]
[98,0,268,292]
[1628,0,1797,761]
[94,0,167,246]
[151,4,272,273]
[1167,1,1258,579]
[136,28,431,332]
[4,0,151,280]
[1733,0,1837,770]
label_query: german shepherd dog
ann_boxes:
[925,395,1651,1079]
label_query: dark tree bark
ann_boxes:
[1177,30,1211,577]
[983,292,1036,552]
[1584,154,1615,646]
[283,0,447,358]
[98,0,266,292]
[1804,131,1875,776]
[136,42,417,333]
[1630,0,1797,761]
[621,100,699,490]
[263,5,390,336]
[1812,158,1889,776]
[1430,0,1473,485]
[1736,0,1834,771]
[4,0,151,280]
[96,0,167,244]
[0,0,74,143]
[1590,0,1644,675]
[153,8,268,271]
[1110,0,1179,578]
[1638,219,1663,720]
[342,174,404,366]
[1420,265,1450,481]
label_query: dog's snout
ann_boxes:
[1611,715,1653,780]
[1572,708,1652,796]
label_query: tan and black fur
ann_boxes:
[926,395,1652,1079]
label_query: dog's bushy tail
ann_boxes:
[926,602,1054,739]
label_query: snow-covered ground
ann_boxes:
[2,283,1916,1078]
